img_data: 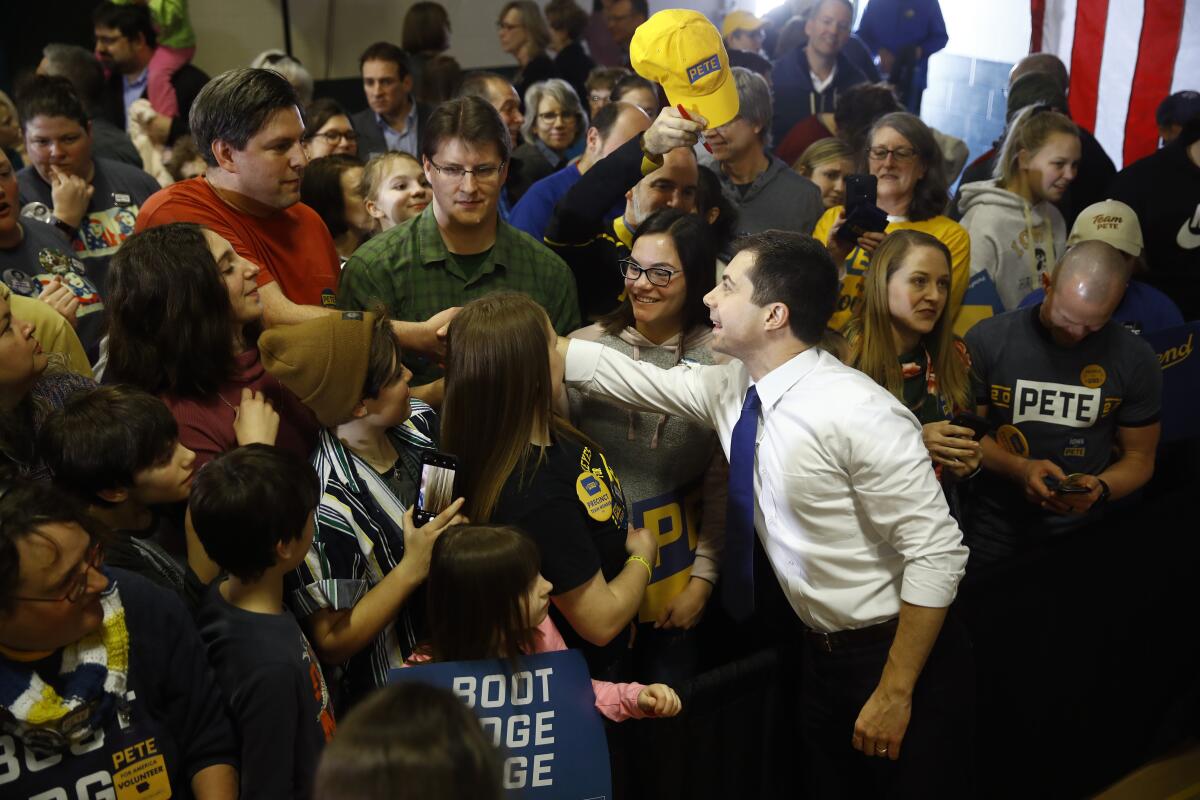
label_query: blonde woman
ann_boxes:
[497,1,558,102]
[959,105,1081,311]
[844,229,981,486]
[794,138,855,209]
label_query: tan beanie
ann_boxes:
[260,311,376,427]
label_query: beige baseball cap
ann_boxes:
[1067,199,1144,257]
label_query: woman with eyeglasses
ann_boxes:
[509,79,588,204]
[0,477,238,797]
[568,207,728,683]
[814,111,970,331]
[497,1,559,103]
[301,155,375,262]
[959,105,1080,312]
[0,286,94,481]
[302,98,359,160]
[441,291,659,683]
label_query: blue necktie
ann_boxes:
[723,385,761,621]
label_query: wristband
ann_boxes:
[626,555,653,582]
[51,216,78,239]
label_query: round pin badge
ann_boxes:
[1080,364,1106,388]
[995,424,1030,457]
[575,471,613,522]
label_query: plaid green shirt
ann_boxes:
[338,206,581,384]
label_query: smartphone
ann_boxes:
[949,411,989,441]
[844,174,878,211]
[1043,475,1092,495]
[414,451,458,526]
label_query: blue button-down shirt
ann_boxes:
[377,103,419,156]
[122,69,149,118]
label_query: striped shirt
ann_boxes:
[286,401,438,705]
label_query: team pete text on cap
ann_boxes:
[630,10,740,129]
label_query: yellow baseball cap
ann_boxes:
[721,10,766,39]
[630,10,740,129]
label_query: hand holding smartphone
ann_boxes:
[415,451,458,526]
[948,411,989,441]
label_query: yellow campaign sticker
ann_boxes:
[996,424,1030,457]
[113,754,172,800]
[1080,364,1107,388]
[575,471,613,522]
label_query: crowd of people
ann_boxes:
[0,0,1197,798]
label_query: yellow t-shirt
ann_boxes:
[0,287,93,379]
[812,206,971,332]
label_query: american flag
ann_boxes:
[1031,0,1200,168]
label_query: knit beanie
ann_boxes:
[259,311,376,427]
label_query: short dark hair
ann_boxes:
[735,231,838,344]
[190,68,300,168]
[39,45,106,114]
[624,0,650,19]
[39,386,178,505]
[358,41,410,79]
[1156,90,1200,128]
[0,478,104,615]
[91,1,157,49]
[833,82,902,154]
[300,154,363,239]
[454,71,509,103]
[589,100,625,140]
[188,445,320,581]
[545,0,589,39]
[302,97,350,141]
[420,94,511,163]
[16,75,90,131]
[727,49,772,79]
[364,312,405,400]
[600,207,716,338]
[585,66,631,94]
[611,74,657,104]
[313,682,503,800]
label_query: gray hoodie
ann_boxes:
[958,179,1067,311]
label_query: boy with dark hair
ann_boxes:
[39,384,198,597]
[192,444,336,800]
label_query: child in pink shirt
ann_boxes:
[413,524,682,722]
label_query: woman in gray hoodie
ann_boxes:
[958,105,1081,312]
[568,207,726,684]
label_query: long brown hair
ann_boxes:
[845,230,971,412]
[425,525,541,663]
[441,292,593,522]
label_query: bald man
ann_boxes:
[964,240,1162,569]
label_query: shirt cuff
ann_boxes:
[691,553,720,584]
[899,563,963,609]
[564,338,606,386]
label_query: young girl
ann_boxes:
[361,152,431,233]
[420,525,682,722]
[794,138,855,209]
[959,105,1081,311]
[844,230,981,495]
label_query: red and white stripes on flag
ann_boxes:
[1030,0,1198,168]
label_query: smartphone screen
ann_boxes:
[417,454,457,516]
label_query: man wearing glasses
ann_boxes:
[338,95,581,386]
[0,479,238,798]
[604,0,649,66]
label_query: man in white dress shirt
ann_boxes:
[559,230,973,794]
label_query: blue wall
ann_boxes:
[921,53,1013,190]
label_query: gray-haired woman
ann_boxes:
[509,78,588,203]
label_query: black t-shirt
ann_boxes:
[0,569,237,799]
[493,436,631,675]
[1109,139,1200,320]
[197,580,335,800]
[965,305,1161,538]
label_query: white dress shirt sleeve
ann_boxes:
[564,338,731,432]
[840,401,969,609]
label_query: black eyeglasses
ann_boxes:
[312,130,358,144]
[428,160,505,183]
[619,259,678,287]
[12,541,105,604]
